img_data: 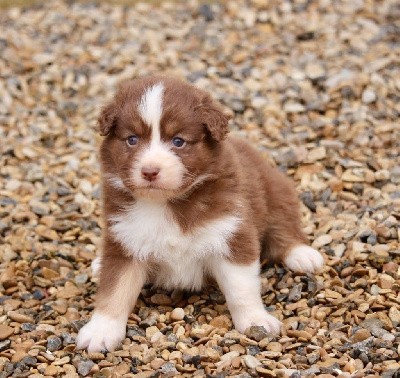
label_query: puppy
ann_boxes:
[76,76,323,352]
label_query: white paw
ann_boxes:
[284,245,324,273]
[76,313,126,352]
[232,310,282,335]
[91,257,101,277]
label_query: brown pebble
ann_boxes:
[0,324,14,340]
[7,311,34,323]
[150,294,172,306]
[351,329,371,343]
[210,315,232,329]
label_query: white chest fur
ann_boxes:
[109,200,241,290]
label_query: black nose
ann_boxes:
[141,167,160,182]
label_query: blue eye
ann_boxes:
[126,135,138,146]
[172,137,185,148]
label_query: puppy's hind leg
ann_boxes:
[263,170,324,273]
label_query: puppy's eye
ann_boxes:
[172,137,186,148]
[126,135,138,146]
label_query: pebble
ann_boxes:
[210,315,232,329]
[76,360,95,377]
[46,336,62,352]
[7,311,34,323]
[245,326,270,341]
[312,235,333,248]
[44,365,58,376]
[150,293,172,306]
[0,325,14,340]
[170,308,185,321]
[361,88,377,104]
[351,329,371,343]
[242,355,261,369]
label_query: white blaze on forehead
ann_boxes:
[138,83,164,143]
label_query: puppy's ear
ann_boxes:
[196,95,231,141]
[98,102,117,136]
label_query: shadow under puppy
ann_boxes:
[76,76,324,352]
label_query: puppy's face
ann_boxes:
[99,76,230,200]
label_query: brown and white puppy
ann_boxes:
[76,76,323,352]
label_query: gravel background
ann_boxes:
[0,0,399,377]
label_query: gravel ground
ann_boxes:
[0,1,399,377]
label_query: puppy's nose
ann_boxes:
[141,167,160,182]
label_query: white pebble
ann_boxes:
[170,308,185,321]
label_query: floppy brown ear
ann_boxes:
[98,102,117,136]
[196,95,231,141]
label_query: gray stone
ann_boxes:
[245,326,270,341]
[77,360,95,377]
[47,336,62,352]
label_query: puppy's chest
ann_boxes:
[109,201,240,290]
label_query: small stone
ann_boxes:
[306,147,327,162]
[21,356,37,366]
[0,340,11,351]
[300,191,316,212]
[305,62,326,80]
[210,315,232,329]
[286,330,312,340]
[266,342,282,353]
[205,347,221,361]
[220,350,240,363]
[52,299,68,314]
[245,326,270,341]
[150,293,172,305]
[29,199,50,215]
[74,273,88,285]
[351,329,371,343]
[361,88,377,104]
[388,307,400,327]
[42,267,59,279]
[256,366,277,376]
[159,362,178,376]
[288,283,303,302]
[57,281,81,299]
[190,324,213,338]
[198,4,214,22]
[146,326,160,339]
[312,235,332,248]
[242,355,261,369]
[379,274,394,289]
[150,358,165,370]
[0,324,14,340]
[44,365,58,376]
[374,169,390,181]
[47,336,62,352]
[283,102,305,113]
[170,308,185,321]
[7,311,34,323]
[77,360,95,376]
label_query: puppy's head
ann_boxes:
[99,76,230,200]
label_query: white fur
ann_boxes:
[109,200,241,290]
[284,245,324,273]
[134,82,185,196]
[210,259,281,334]
[106,174,126,191]
[131,142,185,192]
[76,312,127,352]
[91,256,101,277]
[138,83,164,133]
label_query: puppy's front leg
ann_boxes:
[76,245,146,352]
[210,258,281,334]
